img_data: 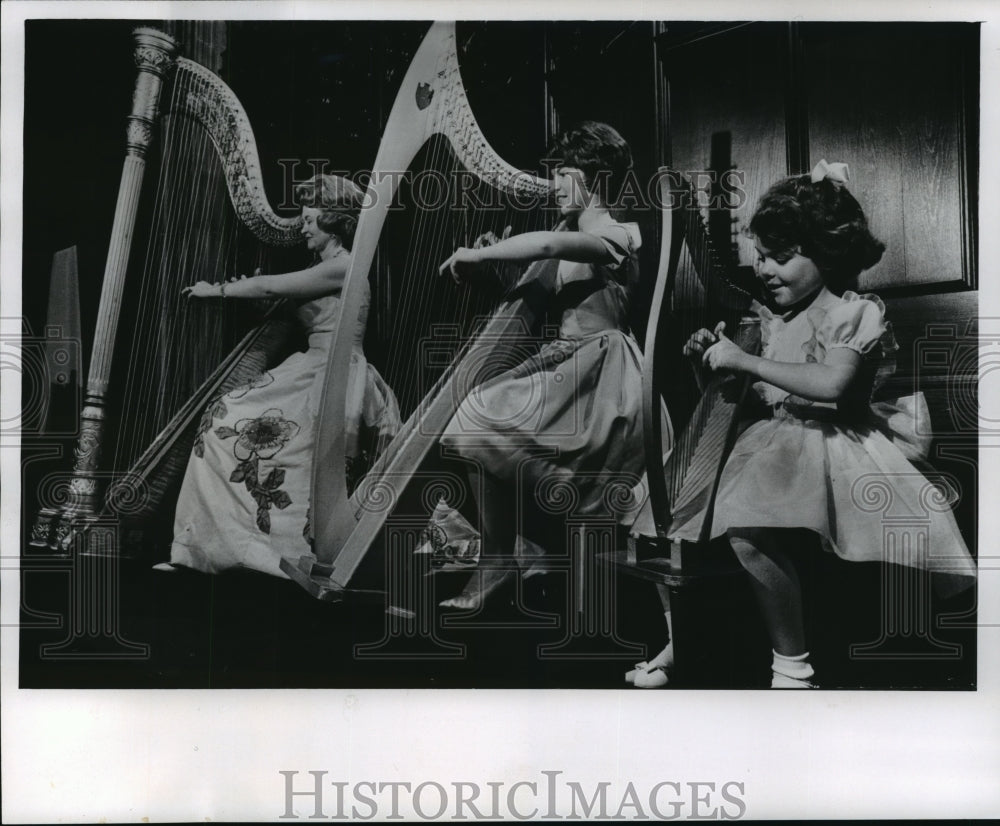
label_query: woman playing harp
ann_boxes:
[165,174,401,577]
[438,122,662,609]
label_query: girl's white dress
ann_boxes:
[671,287,975,590]
[169,284,400,577]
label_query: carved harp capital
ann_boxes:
[133,28,177,76]
[125,28,178,158]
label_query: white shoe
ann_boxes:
[625,643,673,688]
[771,670,817,688]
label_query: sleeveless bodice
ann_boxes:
[295,279,370,350]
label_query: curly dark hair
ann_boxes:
[548,121,633,207]
[748,174,885,292]
[294,174,365,251]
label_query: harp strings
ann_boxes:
[374,118,547,423]
[110,66,268,472]
[346,28,554,441]
[664,194,723,509]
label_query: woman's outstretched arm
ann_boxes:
[440,230,612,282]
[183,253,351,301]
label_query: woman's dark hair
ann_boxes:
[294,174,365,251]
[549,121,633,207]
[748,174,885,292]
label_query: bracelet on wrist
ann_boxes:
[219,281,227,299]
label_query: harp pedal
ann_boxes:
[669,538,744,579]
[280,554,387,604]
[280,554,347,602]
[605,536,743,587]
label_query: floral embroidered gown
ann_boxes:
[670,287,975,591]
[169,283,400,577]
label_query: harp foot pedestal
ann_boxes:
[32,511,137,558]
[280,554,386,604]
[29,508,63,550]
[598,538,759,687]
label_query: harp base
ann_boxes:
[30,511,141,559]
[603,546,743,589]
[599,540,755,687]
[624,535,744,580]
[598,546,749,687]
[280,553,386,604]
[29,507,64,551]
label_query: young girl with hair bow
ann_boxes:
[629,161,975,688]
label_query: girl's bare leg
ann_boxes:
[728,527,806,656]
[728,528,815,686]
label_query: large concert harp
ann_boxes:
[33,27,303,553]
[284,22,552,599]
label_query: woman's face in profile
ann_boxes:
[301,206,334,254]
[553,166,593,216]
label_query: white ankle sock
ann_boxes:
[771,650,814,681]
[649,642,674,670]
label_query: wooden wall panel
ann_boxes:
[662,23,788,298]
[657,21,978,510]
[803,24,970,291]
[880,291,978,402]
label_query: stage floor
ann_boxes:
[17,545,978,691]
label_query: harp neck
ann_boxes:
[367,22,551,206]
[172,58,302,246]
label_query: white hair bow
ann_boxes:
[810,159,850,188]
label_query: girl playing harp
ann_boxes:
[632,163,976,688]
[438,122,659,609]
[165,174,401,577]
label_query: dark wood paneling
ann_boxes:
[656,23,979,556]
[879,291,978,432]
[662,23,789,291]
[882,293,978,551]
[803,24,973,292]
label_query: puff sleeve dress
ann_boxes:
[670,287,975,588]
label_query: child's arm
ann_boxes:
[696,321,861,403]
[440,231,611,283]
[182,254,351,301]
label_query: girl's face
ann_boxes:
[754,242,824,307]
[301,207,335,254]
[553,166,593,215]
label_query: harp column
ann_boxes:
[50,28,178,550]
